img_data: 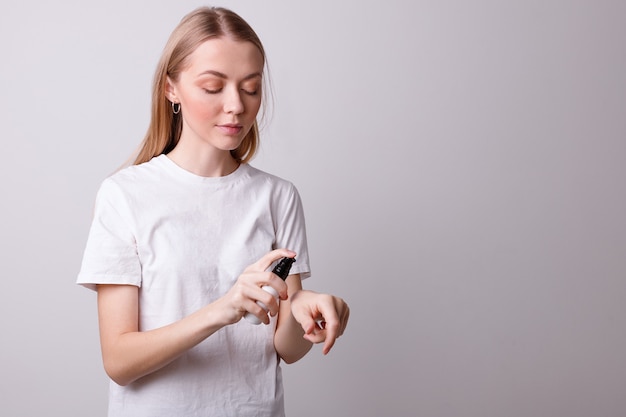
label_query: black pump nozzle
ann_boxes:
[272,257,295,280]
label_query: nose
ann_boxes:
[223,87,244,115]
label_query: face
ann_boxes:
[166,37,264,155]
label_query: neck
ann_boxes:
[167,144,240,178]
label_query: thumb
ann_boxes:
[297,314,317,335]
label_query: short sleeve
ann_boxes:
[76,178,142,291]
[273,183,311,279]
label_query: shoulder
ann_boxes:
[243,164,298,193]
[107,155,167,186]
[242,165,305,215]
[95,156,169,206]
[104,155,170,190]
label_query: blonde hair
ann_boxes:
[133,7,267,165]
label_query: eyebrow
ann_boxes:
[197,70,262,80]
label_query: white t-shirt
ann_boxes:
[77,155,311,417]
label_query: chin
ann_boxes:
[218,139,245,152]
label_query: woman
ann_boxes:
[77,7,349,417]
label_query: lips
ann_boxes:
[217,123,243,135]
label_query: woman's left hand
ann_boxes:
[289,290,350,355]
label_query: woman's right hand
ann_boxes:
[216,249,295,325]
[97,248,296,386]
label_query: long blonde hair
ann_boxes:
[133,7,267,165]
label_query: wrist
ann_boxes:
[203,299,236,329]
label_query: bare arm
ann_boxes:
[97,284,229,386]
[97,249,295,386]
[273,274,313,364]
[274,275,350,363]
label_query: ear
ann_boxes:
[165,76,178,102]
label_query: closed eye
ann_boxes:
[241,89,258,96]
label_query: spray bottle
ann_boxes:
[244,257,295,325]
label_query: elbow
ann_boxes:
[274,328,314,364]
[110,377,132,387]
[103,360,136,387]
[280,354,302,365]
[278,343,313,365]
[105,370,134,387]
[101,344,146,386]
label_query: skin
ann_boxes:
[97,37,349,387]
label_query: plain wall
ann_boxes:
[1,1,625,416]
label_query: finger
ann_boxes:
[238,281,279,323]
[316,305,341,355]
[253,284,284,316]
[334,300,349,337]
[251,249,297,272]
[339,305,350,336]
[298,314,312,334]
[303,331,326,345]
[243,298,271,325]
[258,273,287,300]
[321,319,341,355]
[300,316,318,335]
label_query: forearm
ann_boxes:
[99,288,229,386]
[104,306,227,385]
[274,278,313,364]
[98,250,304,384]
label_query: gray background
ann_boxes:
[1,1,625,416]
